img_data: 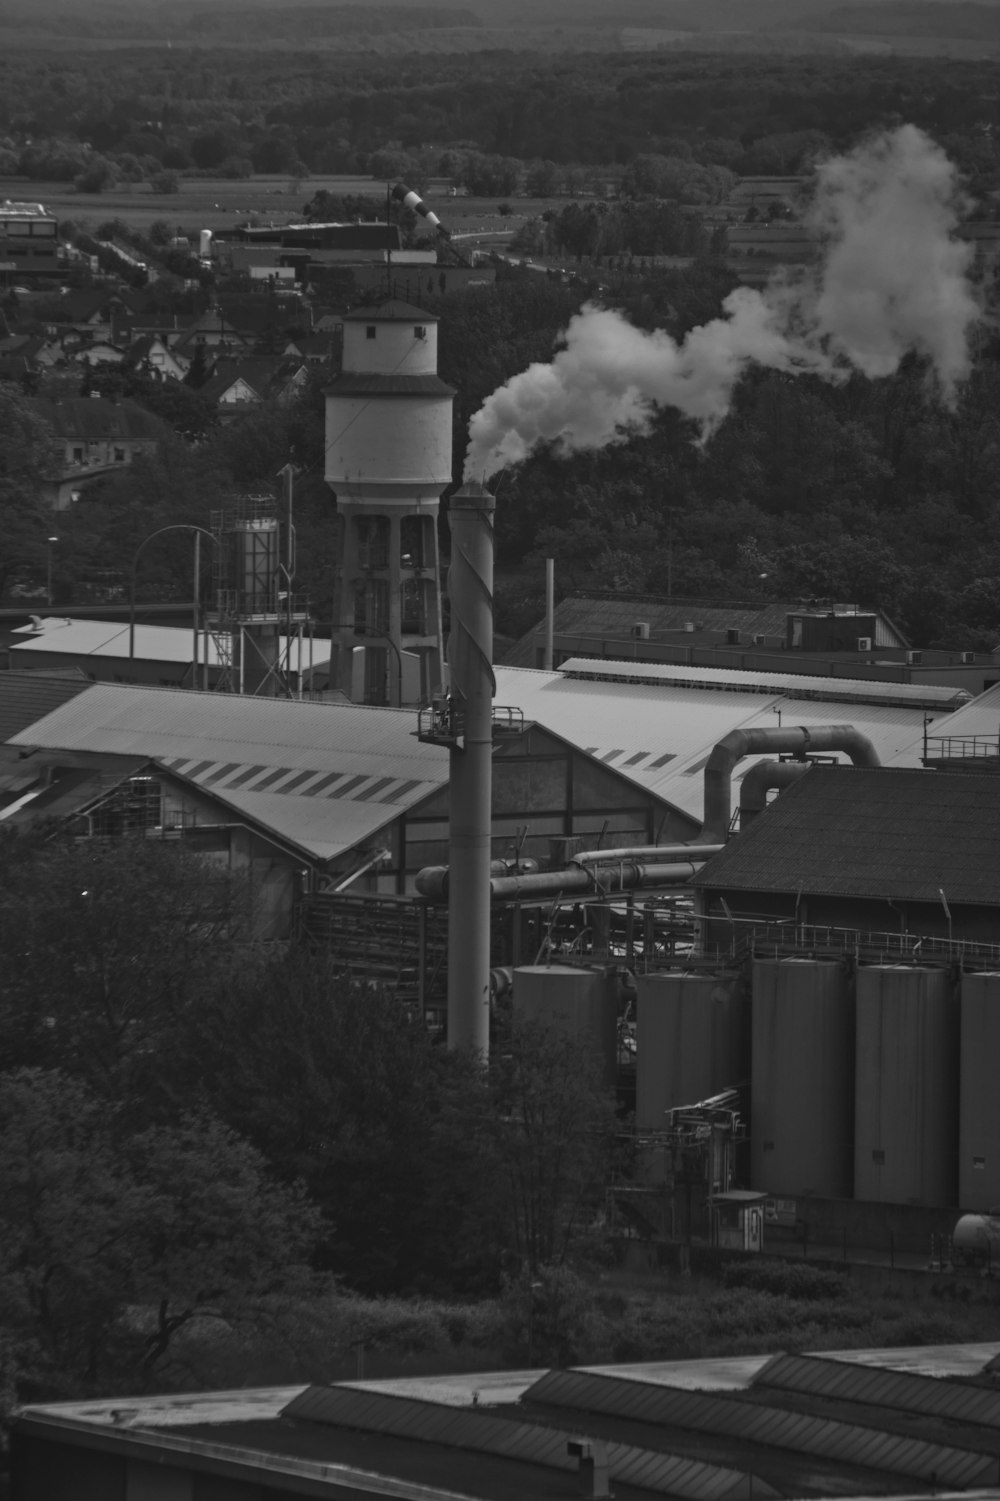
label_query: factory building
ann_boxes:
[15,1343,1000,1501]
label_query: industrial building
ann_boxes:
[14,1343,1000,1501]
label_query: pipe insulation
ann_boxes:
[446,480,496,1054]
[701,723,879,841]
[416,860,706,902]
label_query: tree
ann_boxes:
[0,1069,321,1390]
[487,1017,617,1275]
[0,386,63,598]
[0,833,242,1109]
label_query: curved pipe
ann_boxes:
[416,860,704,902]
[701,724,880,842]
[739,760,810,829]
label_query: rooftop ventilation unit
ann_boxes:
[907,649,923,666]
[857,636,872,652]
[753,633,766,646]
[683,620,695,632]
[726,628,740,645]
[961,651,975,665]
[631,621,650,640]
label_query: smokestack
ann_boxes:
[447,479,496,1054]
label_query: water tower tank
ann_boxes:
[854,965,958,1206]
[751,958,854,1198]
[635,972,746,1130]
[512,965,618,1087]
[959,972,1000,1210]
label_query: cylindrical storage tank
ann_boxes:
[854,965,958,1206]
[959,973,1000,1210]
[751,958,854,1198]
[512,965,618,1088]
[199,227,212,259]
[635,972,747,1130]
[233,517,279,614]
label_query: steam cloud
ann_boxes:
[463,125,979,480]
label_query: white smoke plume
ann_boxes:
[463,124,979,481]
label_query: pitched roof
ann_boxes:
[199,356,305,405]
[691,766,1000,905]
[10,618,330,673]
[0,670,91,743]
[502,594,907,667]
[9,683,449,864]
[493,664,950,822]
[28,396,170,444]
[344,300,438,323]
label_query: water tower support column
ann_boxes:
[447,481,495,1055]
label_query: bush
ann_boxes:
[721,1259,850,1301]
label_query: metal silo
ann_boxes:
[751,958,854,1198]
[512,965,619,1088]
[635,972,747,1130]
[959,972,1000,1211]
[854,965,958,1206]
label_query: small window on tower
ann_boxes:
[366,325,377,340]
[414,325,426,340]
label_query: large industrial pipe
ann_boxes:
[416,860,706,902]
[701,724,880,841]
[571,844,724,866]
[446,479,496,1054]
[738,760,810,829]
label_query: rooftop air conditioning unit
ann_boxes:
[857,636,872,652]
[631,621,650,640]
[753,633,766,646]
[907,650,923,665]
[683,621,695,633]
[961,650,975,664]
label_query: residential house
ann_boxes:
[197,355,310,416]
[28,396,171,508]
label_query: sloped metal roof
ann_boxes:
[753,1353,1000,1429]
[918,680,1000,745]
[282,1385,777,1501]
[558,658,966,709]
[494,667,936,821]
[524,1370,997,1488]
[9,684,448,865]
[0,669,90,744]
[10,619,332,672]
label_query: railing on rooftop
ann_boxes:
[924,734,1000,762]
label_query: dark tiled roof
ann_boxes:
[28,396,170,443]
[0,670,91,744]
[502,594,883,668]
[693,766,1000,905]
[343,299,438,322]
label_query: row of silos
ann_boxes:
[625,960,999,1211]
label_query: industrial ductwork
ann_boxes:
[415,860,706,903]
[701,724,880,841]
[738,760,810,829]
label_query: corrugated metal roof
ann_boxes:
[0,669,91,743]
[11,619,332,672]
[691,766,1000,904]
[557,658,966,709]
[282,1385,776,1500]
[10,684,448,864]
[919,681,1000,744]
[524,1371,997,1488]
[753,1353,1000,1429]
[494,667,936,821]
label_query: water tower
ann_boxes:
[325,301,454,705]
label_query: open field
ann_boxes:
[0,174,546,244]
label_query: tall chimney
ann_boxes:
[446,480,495,1054]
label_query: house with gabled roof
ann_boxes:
[198,355,309,415]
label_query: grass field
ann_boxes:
[0,173,540,243]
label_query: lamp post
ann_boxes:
[46,535,58,606]
[129,524,218,687]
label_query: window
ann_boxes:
[113,446,125,463]
[366,325,376,340]
[72,446,84,463]
[413,325,426,340]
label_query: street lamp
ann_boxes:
[46,536,58,606]
[129,524,218,688]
